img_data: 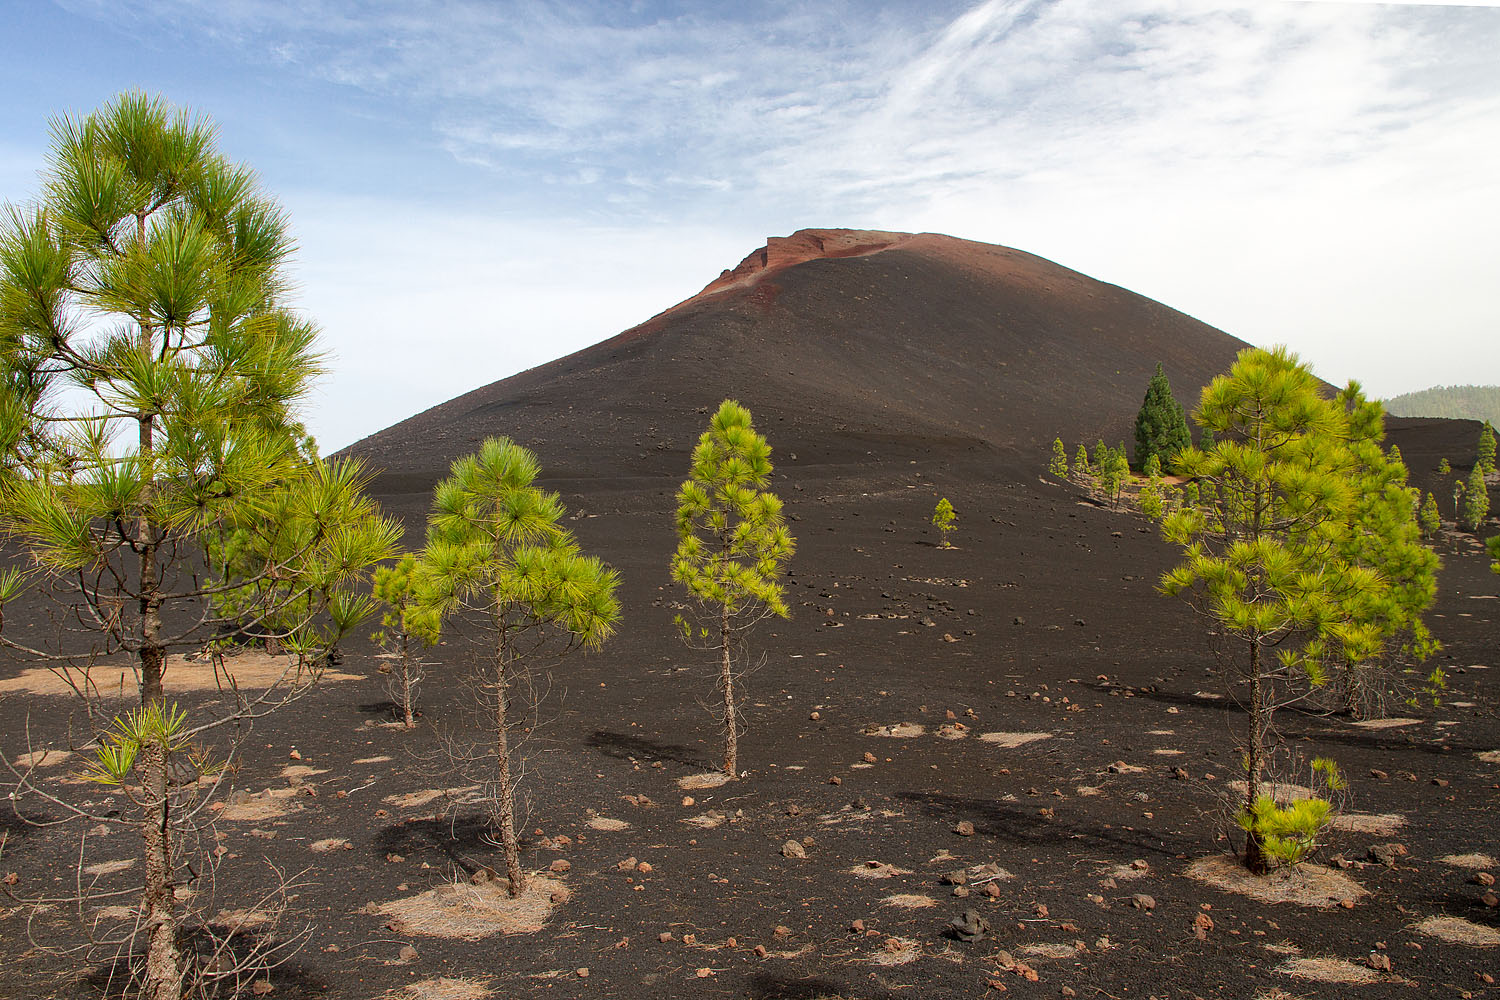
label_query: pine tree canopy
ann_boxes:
[1133,362,1192,472]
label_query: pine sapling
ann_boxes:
[933,497,957,547]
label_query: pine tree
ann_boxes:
[1133,362,1192,471]
[1161,347,1383,874]
[1073,443,1092,479]
[1463,464,1490,531]
[372,553,439,730]
[933,497,957,547]
[0,93,397,1000]
[1330,385,1441,716]
[1419,492,1442,538]
[1489,534,1500,576]
[1439,458,1452,475]
[414,438,619,896]
[1478,422,1496,475]
[1048,438,1069,478]
[1101,447,1130,505]
[672,400,795,777]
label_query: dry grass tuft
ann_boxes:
[1411,915,1500,946]
[1275,957,1380,984]
[676,772,731,790]
[681,812,725,828]
[310,838,351,853]
[1477,750,1500,764]
[1187,855,1365,908]
[374,876,567,939]
[881,894,936,909]
[383,976,494,1000]
[1438,853,1497,869]
[977,731,1052,748]
[849,862,911,879]
[586,817,629,831]
[867,936,921,966]
[1022,942,1082,959]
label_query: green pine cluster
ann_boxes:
[1133,362,1192,472]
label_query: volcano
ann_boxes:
[346,229,1250,493]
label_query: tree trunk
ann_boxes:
[400,632,415,729]
[135,269,181,998]
[494,623,524,897]
[720,604,736,778]
[139,737,182,1000]
[1243,636,1268,875]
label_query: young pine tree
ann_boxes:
[1161,347,1383,874]
[1072,443,1092,481]
[1419,492,1442,538]
[1133,362,1192,471]
[371,553,439,729]
[672,401,795,778]
[0,93,397,1000]
[933,497,957,547]
[413,438,619,896]
[1463,464,1490,531]
[1330,385,1441,716]
[1477,422,1496,475]
[1048,438,1069,478]
[1439,457,1452,476]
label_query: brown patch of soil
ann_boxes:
[373,876,567,939]
[1477,749,1500,764]
[218,787,302,822]
[1188,856,1365,908]
[866,722,925,738]
[10,748,73,768]
[1329,813,1405,835]
[1349,718,1423,729]
[310,838,352,853]
[0,651,362,697]
[383,786,479,810]
[1411,915,1500,946]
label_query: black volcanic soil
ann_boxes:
[3,232,1498,1000]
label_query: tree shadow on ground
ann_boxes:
[371,814,508,875]
[80,931,328,999]
[746,971,900,999]
[587,728,701,768]
[895,789,1196,861]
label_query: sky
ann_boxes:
[2,0,1498,451]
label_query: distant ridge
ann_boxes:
[345,228,1252,493]
[1383,385,1500,427]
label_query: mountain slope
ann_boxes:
[346,229,1251,493]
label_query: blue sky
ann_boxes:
[3,0,1498,450]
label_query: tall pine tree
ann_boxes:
[1133,362,1192,471]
